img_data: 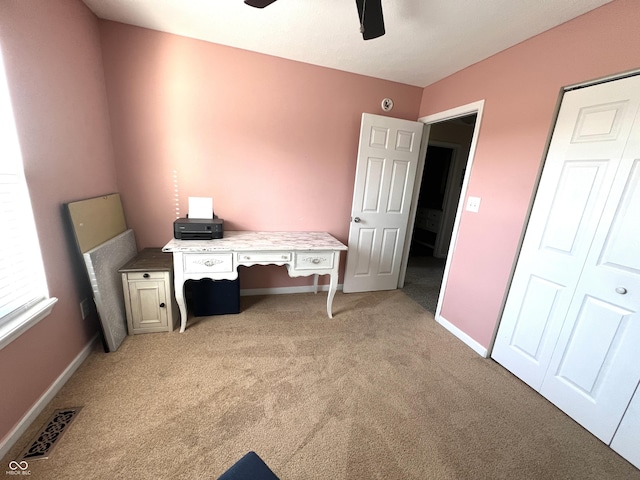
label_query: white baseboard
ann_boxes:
[240,284,343,297]
[436,314,488,357]
[0,333,99,459]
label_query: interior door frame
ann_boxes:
[398,100,485,327]
[427,140,468,259]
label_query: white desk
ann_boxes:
[162,231,348,332]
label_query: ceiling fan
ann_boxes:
[244,0,385,40]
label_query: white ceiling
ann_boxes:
[82,0,612,87]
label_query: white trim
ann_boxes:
[0,297,58,351]
[436,313,488,357]
[419,100,485,124]
[399,100,487,356]
[418,100,485,328]
[240,284,343,296]
[0,333,99,459]
[564,68,640,91]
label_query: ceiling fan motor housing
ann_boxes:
[356,0,385,40]
[244,0,385,40]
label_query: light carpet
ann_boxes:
[402,254,446,313]
[3,291,638,479]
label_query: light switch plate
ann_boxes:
[466,196,481,213]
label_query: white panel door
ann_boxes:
[492,75,640,390]
[539,120,640,443]
[343,113,423,293]
[611,384,640,469]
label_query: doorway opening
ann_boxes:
[402,113,478,314]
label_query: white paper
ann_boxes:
[188,197,213,219]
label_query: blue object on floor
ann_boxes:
[217,451,280,480]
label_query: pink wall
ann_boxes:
[420,0,640,349]
[99,22,423,289]
[1,0,635,450]
[0,0,117,444]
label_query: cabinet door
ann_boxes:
[129,280,168,330]
[611,385,640,469]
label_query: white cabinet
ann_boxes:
[119,249,177,334]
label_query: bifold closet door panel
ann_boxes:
[538,118,640,443]
[492,74,640,392]
[611,385,640,469]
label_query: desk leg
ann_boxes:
[326,272,338,319]
[175,280,188,333]
[313,274,319,294]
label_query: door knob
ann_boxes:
[615,287,627,295]
[353,217,361,223]
[159,302,166,308]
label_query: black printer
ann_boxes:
[173,217,223,240]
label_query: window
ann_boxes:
[0,48,57,349]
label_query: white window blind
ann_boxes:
[0,170,48,320]
[0,48,56,348]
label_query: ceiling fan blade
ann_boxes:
[244,0,278,8]
[355,0,385,40]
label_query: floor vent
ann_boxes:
[19,407,83,461]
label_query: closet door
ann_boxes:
[492,75,640,393]
[611,384,640,469]
[539,130,640,442]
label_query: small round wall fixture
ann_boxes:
[381,98,394,112]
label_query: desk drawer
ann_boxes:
[237,252,291,264]
[183,253,233,273]
[294,251,334,270]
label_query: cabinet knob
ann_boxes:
[312,258,321,264]
[159,303,166,308]
[615,287,628,295]
[143,273,150,278]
